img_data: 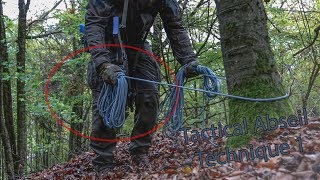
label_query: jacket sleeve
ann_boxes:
[159,0,197,65]
[85,0,113,69]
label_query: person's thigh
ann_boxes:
[127,42,161,92]
[126,42,161,152]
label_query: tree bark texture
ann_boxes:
[16,0,29,177]
[0,0,16,178]
[214,0,292,147]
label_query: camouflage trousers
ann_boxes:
[86,42,160,171]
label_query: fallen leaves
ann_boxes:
[180,167,191,174]
[257,157,279,169]
[26,116,320,179]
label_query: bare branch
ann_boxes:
[27,0,63,28]
[26,30,63,39]
[267,16,281,33]
[293,25,320,57]
[189,0,208,17]
[196,16,217,56]
[26,0,31,12]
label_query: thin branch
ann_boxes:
[304,64,320,106]
[293,25,320,57]
[196,16,217,56]
[26,0,31,12]
[27,0,63,28]
[267,16,281,33]
[26,30,63,39]
[189,0,208,17]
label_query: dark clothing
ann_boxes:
[85,0,196,171]
[85,0,196,69]
[87,42,160,170]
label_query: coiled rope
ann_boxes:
[158,65,221,134]
[97,72,128,128]
[97,65,289,129]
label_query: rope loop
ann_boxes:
[97,65,288,130]
[97,72,128,128]
[160,65,221,134]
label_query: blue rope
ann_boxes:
[196,65,221,98]
[97,65,289,129]
[158,65,221,134]
[159,65,186,134]
[97,72,128,128]
[125,76,289,102]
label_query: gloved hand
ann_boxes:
[184,60,199,78]
[98,63,123,85]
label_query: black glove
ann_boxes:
[184,61,199,78]
[98,63,123,85]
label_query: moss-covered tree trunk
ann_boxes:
[214,0,292,147]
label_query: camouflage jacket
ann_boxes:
[85,0,197,68]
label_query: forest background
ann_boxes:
[0,0,319,179]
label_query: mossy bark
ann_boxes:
[214,0,292,147]
[227,79,292,148]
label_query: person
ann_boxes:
[85,0,200,175]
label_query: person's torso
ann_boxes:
[106,0,159,44]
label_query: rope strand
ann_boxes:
[159,65,221,134]
[97,72,128,128]
[97,65,289,129]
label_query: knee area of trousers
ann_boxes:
[136,91,159,108]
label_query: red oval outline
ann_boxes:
[44,44,180,142]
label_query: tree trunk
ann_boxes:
[68,102,84,159]
[0,114,15,179]
[0,0,15,178]
[16,0,30,177]
[35,120,40,171]
[214,0,292,147]
[66,0,85,160]
[68,21,84,159]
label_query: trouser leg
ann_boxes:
[128,43,161,154]
[87,60,117,171]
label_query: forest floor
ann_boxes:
[27,117,320,180]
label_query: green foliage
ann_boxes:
[266,0,320,113]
